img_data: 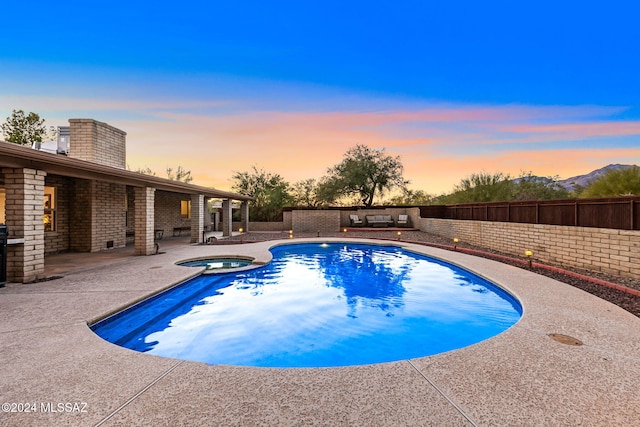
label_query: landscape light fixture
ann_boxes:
[525,250,533,268]
[239,228,243,243]
[343,228,347,233]
[453,237,459,250]
[289,230,293,239]
[397,231,402,240]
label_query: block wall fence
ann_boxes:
[418,218,640,280]
[235,208,421,233]
[291,210,341,232]
[238,208,421,233]
[237,207,638,279]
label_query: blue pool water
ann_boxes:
[91,243,522,368]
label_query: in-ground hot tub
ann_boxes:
[177,256,254,271]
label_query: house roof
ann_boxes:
[0,141,253,201]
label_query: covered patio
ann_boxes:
[0,140,252,283]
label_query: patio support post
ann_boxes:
[134,187,156,255]
[2,168,46,283]
[240,201,249,232]
[190,194,204,244]
[222,199,232,237]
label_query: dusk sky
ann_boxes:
[2,1,639,195]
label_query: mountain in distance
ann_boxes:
[557,164,637,192]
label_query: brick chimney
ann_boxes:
[68,119,127,169]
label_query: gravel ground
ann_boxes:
[215,230,640,318]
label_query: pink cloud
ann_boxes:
[124,106,640,194]
[3,92,637,195]
[500,121,640,138]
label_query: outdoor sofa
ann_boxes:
[365,214,395,227]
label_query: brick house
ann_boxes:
[0,119,252,283]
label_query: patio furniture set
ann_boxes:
[349,214,412,228]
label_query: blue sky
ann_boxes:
[1,0,639,194]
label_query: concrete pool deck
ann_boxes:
[1,237,640,426]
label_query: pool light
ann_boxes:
[525,250,533,267]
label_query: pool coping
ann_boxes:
[1,237,639,426]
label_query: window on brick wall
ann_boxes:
[44,186,56,232]
[181,200,191,219]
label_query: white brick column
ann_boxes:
[2,168,46,283]
[134,187,156,255]
[221,199,233,237]
[240,201,250,232]
[190,194,204,243]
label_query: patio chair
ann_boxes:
[397,214,410,227]
[349,214,364,227]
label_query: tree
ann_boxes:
[166,166,193,183]
[439,172,513,203]
[511,171,570,200]
[291,178,328,208]
[132,166,157,176]
[581,166,640,197]
[387,188,435,205]
[231,166,293,221]
[322,145,407,208]
[129,165,193,182]
[1,109,56,145]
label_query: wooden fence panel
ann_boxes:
[509,204,537,224]
[420,196,640,230]
[487,205,509,222]
[539,202,576,226]
[578,200,632,229]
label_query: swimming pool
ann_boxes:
[91,243,522,368]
